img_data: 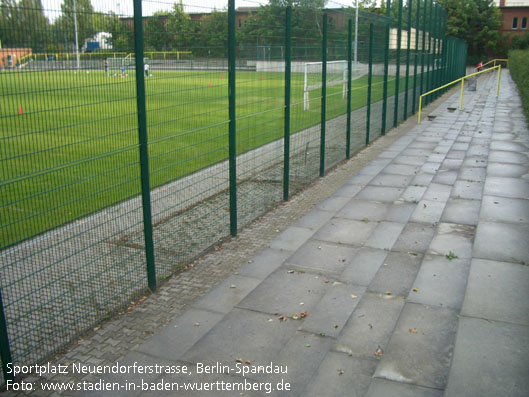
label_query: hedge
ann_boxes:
[508,49,529,121]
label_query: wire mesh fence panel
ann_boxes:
[0,0,468,384]
[0,1,149,372]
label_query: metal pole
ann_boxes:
[354,0,359,71]
[73,0,80,71]
[346,19,353,159]
[420,0,427,99]
[393,0,403,127]
[320,13,328,177]
[366,23,374,145]
[283,6,292,201]
[381,0,391,136]
[133,0,156,292]
[228,0,237,235]
[0,290,13,382]
[412,0,420,114]
[403,0,412,120]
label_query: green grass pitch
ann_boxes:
[1,69,403,247]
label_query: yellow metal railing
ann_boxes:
[418,65,502,123]
[476,58,508,70]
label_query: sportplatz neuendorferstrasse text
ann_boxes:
[6,361,288,378]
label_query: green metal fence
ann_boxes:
[0,0,467,383]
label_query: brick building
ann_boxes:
[497,0,529,38]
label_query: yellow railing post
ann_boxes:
[460,78,465,109]
[418,96,423,123]
[497,65,501,96]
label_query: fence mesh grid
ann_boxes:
[0,0,467,382]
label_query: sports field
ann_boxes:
[1,69,404,247]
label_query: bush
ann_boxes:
[509,49,529,121]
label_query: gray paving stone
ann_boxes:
[427,223,475,259]
[237,248,291,279]
[411,172,435,186]
[313,218,378,247]
[364,222,406,250]
[368,252,423,296]
[340,248,389,286]
[467,144,489,157]
[451,180,484,200]
[400,186,427,202]
[432,169,458,185]
[316,196,351,212]
[385,201,417,223]
[382,164,421,176]
[488,150,529,165]
[486,162,528,178]
[462,156,488,168]
[366,379,443,397]
[136,309,224,361]
[180,308,298,366]
[445,317,529,397]
[356,186,405,202]
[409,200,446,225]
[292,209,335,231]
[192,275,262,314]
[392,223,436,254]
[347,173,377,185]
[270,226,315,252]
[445,150,466,160]
[480,195,529,223]
[286,240,358,276]
[473,222,529,264]
[333,183,364,198]
[237,267,329,316]
[407,254,471,310]
[458,166,487,182]
[440,198,481,226]
[422,183,452,203]
[305,352,376,397]
[300,283,366,338]
[461,258,529,325]
[369,173,413,188]
[359,164,387,175]
[336,200,392,222]
[490,141,528,152]
[484,176,529,199]
[393,156,428,166]
[402,148,432,157]
[335,292,405,357]
[420,162,441,174]
[440,158,463,170]
[256,331,333,396]
[374,303,458,390]
[492,133,516,141]
[451,142,469,151]
[427,153,446,163]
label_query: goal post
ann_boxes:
[304,60,347,111]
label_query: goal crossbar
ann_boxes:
[304,60,347,111]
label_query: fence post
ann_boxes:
[283,6,292,201]
[320,13,328,177]
[366,23,374,145]
[228,0,237,236]
[403,0,412,120]
[426,0,433,105]
[430,4,438,99]
[393,0,403,127]
[0,290,14,382]
[420,0,427,102]
[412,0,420,114]
[133,0,156,292]
[346,18,353,159]
[381,0,391,136]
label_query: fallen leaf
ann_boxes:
[305,344,311,348]
[236,358,243,363]
[412,288,419,292]
[230,285,236,289]
[245,360,251,365]
[278,315,288,322]
[368,323,373,329]
[194,322,200,327]
[375,346,383,357]
[287,270,295,274]
[338,369,344,375]
[409,328,418,334]
[268,319,273,322]
[350,294,357,299]
[292,311,309,320]
[324,280,329,284]
[333,324,339,329]
[386,291,392,296]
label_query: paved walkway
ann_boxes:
[7,69,529,396]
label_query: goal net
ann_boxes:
[304,60,346,111]
[106,57,149,72]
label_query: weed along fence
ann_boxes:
[0,0,467,383]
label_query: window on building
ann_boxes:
[512,17,518,29]
[522,17,527,29]
[238,19,241,28]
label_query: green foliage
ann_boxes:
[105,13,133,52]
[144,13,170,50]
[199,10,228,57]
[511,32,529,50]
[53,0,97,47]
[509,49,529,121]
[165,1,196,49]
[437,0,501,59]
[0,0,50,51]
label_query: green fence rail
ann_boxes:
[0,0,467,384]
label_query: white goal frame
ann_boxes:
[304,60,347,111]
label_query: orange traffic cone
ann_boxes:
[18,106,23,115]
[261,75,264,80]
[220,74,223,79]
[208,81,212,87]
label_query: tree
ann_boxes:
[165,1,195,49]
[53,0,97,48]
[105,13,133,52]
[198,9,228,57]
[144,12,169,50]
[437,0,501,58]
[0,0,50,51]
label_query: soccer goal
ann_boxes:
[304,60,347,111]
[106,57,149,74]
